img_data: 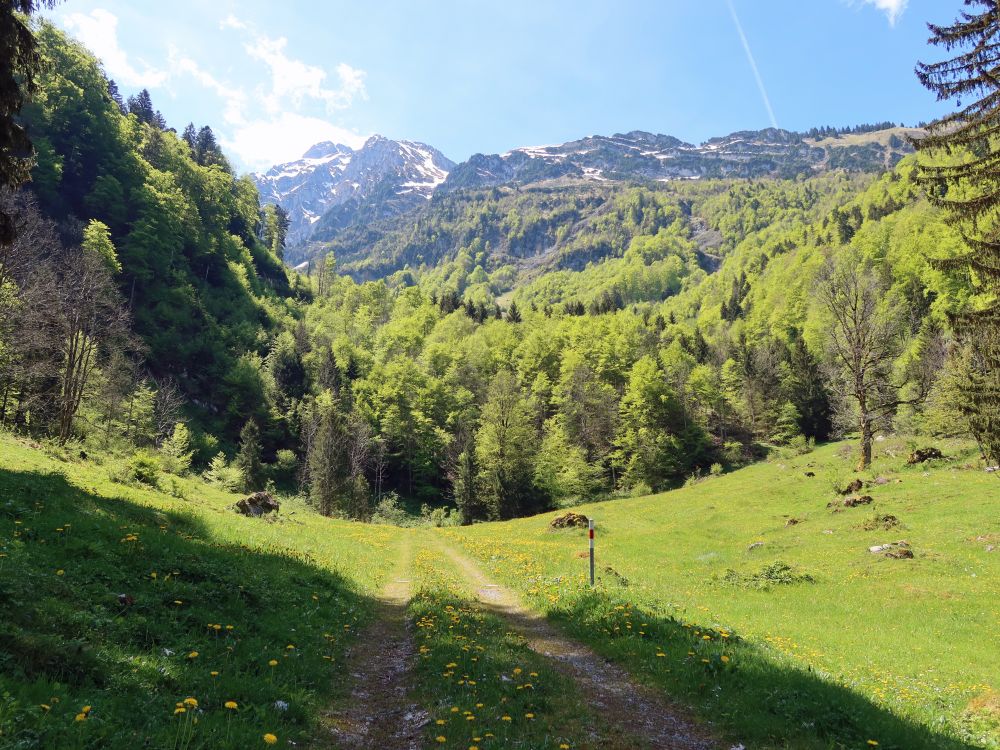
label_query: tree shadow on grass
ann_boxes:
[0,467,375,749]
[542,589,983,750]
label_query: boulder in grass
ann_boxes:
[828,494,874,509]
[869,540,913,558]
[839,478,864,495]
[549,512,590,529]
[907,447,944,464]
[843,495,874,508]
[234,492,280,517]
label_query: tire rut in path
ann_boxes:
[318,535,425,750]
[433,538,720,750]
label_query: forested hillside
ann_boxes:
[2,23,297,452]
[0,19,980,530]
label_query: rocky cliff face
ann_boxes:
[441,127,914,191]
[261,126,916,254]
[253,136,454,245]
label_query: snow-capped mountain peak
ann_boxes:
[253,135,454,245]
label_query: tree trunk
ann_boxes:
[857,411,873,471]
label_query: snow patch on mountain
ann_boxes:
[253,136,454,246]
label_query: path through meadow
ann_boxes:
[431,537,719,750]
[319,534,426,749]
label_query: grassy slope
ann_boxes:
[446,438,1000,749]
[0,432,401,749]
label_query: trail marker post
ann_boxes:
[588,519,595,587]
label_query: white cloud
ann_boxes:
[856,0,908,26]
[62,9,169,88]
[243,32,367,113]
[60,8,369,172]
[168,49,247,126]
[219,14,247,31]
[222,113,369,171]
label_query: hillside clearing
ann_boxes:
[448,437,1000,749]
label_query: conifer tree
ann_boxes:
[308,393,349,516]
[236,418,263,492]
[505,300,522,323]
[914,2,1000,465]
[127,89,155,125]
[182,123,197,150]
[107,79,125,113]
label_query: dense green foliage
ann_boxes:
[17,22,294,442]
[914,2,1000,465]
[0,20,983,529]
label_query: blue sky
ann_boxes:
[46,0,955,173]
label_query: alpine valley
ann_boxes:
[1,8,998,750]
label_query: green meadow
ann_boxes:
[0,432,402,749]
[448,438,1000,749]
[1,431,997,749]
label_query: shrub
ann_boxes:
[203,452,243,492]
[371,493,415,526]
[127,450,161,486]
[421,504,461,528]
[721,561,814,591]
[160,423,193,475]
[722,440,745,465]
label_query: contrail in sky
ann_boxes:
[726,0,779,129]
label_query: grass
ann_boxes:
[445,437,1000,749]
[1,430,997,749]
[406,537,594,750]
[0,431,401,749]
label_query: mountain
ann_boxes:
[274,126,917,261]
[253,135,454,246]
[440,127,920,192]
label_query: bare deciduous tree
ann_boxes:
[53,246,133,443]
[817,250,932,470]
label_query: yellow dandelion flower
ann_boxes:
[174,707,186,715]
[436,719,446,725]
[81,706,91,714]
[187,651,199,659]
[867,743,879,747]
[525,712,535,719]
[286,644,295,650]
[225,701,238,710]
[268,659,279,667]
[210,671,220,677]
[501,715,512,722]
[40,704,51,711]
[721,655,730,663]
[56,569,65,576]
[75,713,87,722]
[436,736,446,743]
[560,745,570,749]
[183,697,198,707]
[263,733,278,745]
